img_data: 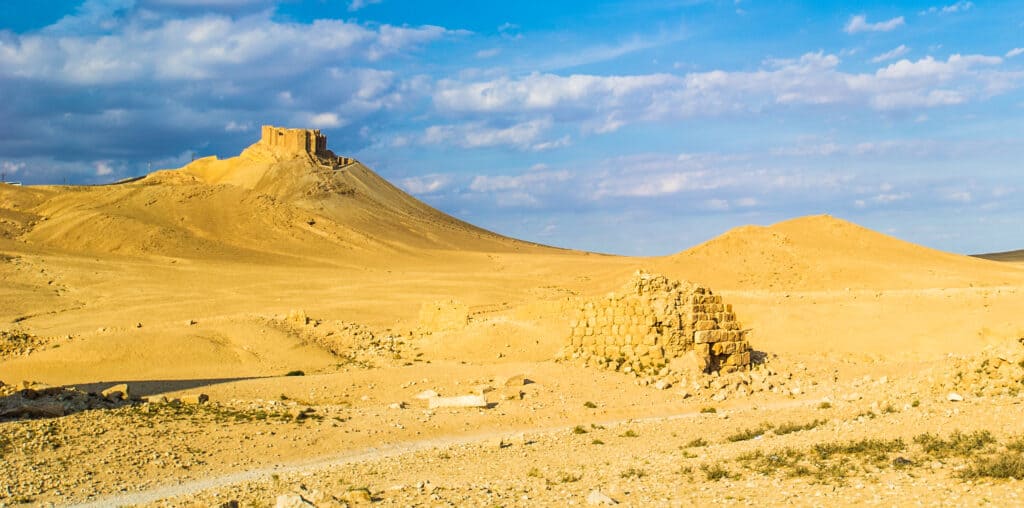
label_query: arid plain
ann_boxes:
[2,128,1024,507]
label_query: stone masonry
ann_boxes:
[567,272,751,375]
[258,125,354,166]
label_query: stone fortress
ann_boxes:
[256,125,354,167]
[567,271,752,376]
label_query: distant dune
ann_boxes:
[655,214,1024,291]
[973,249,1024,263]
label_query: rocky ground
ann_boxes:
[1,339,1022,507]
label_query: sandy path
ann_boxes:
[70,399,814,507]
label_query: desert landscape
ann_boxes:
[2,127,1023,507]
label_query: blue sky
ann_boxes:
[1,0,1022,255]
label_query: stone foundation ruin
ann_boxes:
[567,272,751,375]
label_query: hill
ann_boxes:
[0,126,542,262]
[656,215,1024,290]
[973,249,1024,263]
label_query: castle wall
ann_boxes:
[568,273,751,375]
[260,125,328,158]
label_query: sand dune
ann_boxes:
[658,214,1024,290]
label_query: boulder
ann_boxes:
[275,493,314,508]
[586,490,618,505]
[343,488,373,504]
[102,383,130,401]
[427,394,488,409]
[180,393,209,405]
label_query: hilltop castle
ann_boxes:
[256,125,353,166]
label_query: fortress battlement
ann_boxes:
[256,125,353,166]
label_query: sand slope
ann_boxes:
[658,215,1024,290]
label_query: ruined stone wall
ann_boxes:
[568,272,751,375]
[260,125,327,157]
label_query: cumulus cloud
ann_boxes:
[95,161,115,176]
[432,52,1019,136]
[422,118,569,151]
[871,45,910,63]
[0,6,457,183]
[400,174,451,194]
[844,15,905,34]
[0,14,453,84]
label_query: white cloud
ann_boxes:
[348,0,382,12]
[475,48,501,59]
[308,112,343,128]
[422,118,568,151]
[1,161,25,174]
[95,161,114,176]
[1007,48,1024,58]
[432,52,1019,134]
[921,1,974,14]
[224,121,252,132]
[871,45,910,63]
[844,15,906,34]
[0,13,455,85]
[400,174,451,194]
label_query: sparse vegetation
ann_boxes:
[591,439,604,445]
[774,419,826,436]
[583,401,598,408]
[914,430,995,458]
[620,429,639,438]
[726,424,773,442]
[700,463,737,481]
[817,401,832,409]
[284,370,305,376]
[527,467,543,478]
[572,425,588,435]
[686,437,709,448]
[960,451,1024,480]
[620,467,647,479]
[700,407,717,414]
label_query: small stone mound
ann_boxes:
[565,271,752,376]
[0,330,51,358]
[0,382,135,421]
[933,338,1024,398]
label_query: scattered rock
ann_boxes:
[275,493,314,508]
[388,402,406,410]
[414,389,439,400]
[181,393,209,405]
[502,374,531,387]
[587,489,618,505]
[343,487,373,504]
[102,383,130,401]
[654,379,671,390]
[427,394,488,409]
[947,392,964,402]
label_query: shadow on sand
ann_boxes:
[0,376,268,422]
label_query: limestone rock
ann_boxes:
[427,394,488,409]
[414,389,439,400]
[587,490,618,505]
[102,383,130,401]
[343,488,373,504]
[502,374,531,387]
[275,493,314,508]
[181,393,209,405]
[947,392,964,402]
